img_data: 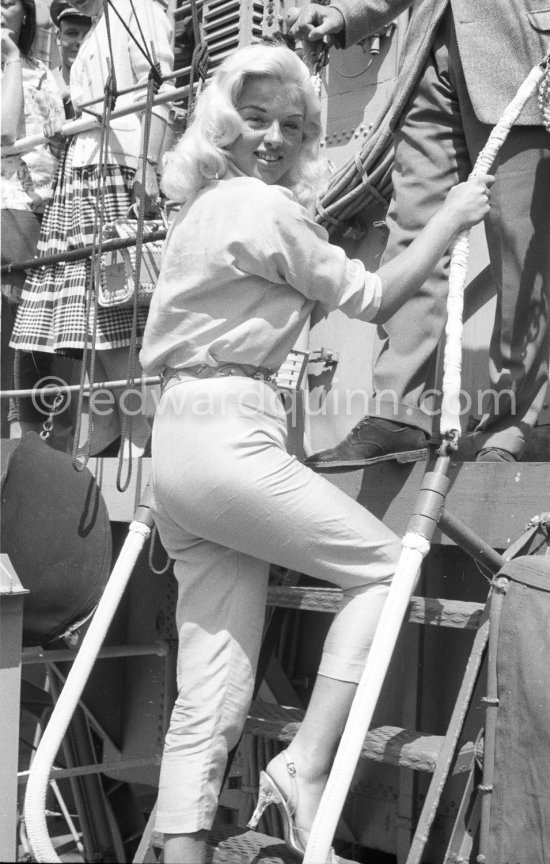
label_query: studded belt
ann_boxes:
[160,362,277,394]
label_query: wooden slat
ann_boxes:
[407,597,484,630]
[267,585,342,612]
[360,726,474,775]
[244,701,474,776]
[89,459,549,550]
[267,586,484,630]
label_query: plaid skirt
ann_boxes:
[10,140,149,353]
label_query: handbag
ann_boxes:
[98,217,165,308]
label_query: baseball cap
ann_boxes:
[50,0,92,28]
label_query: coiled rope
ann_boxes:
[315,92,394,233]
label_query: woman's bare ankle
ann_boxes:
[279,745,331,783]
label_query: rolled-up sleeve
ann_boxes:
[227,186,382,322]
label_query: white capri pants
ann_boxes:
[151,375,402,834]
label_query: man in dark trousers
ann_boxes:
[289,0,550,467]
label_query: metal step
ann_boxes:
[267,585,484,630]
[245,700,475,775]
[141,822,356,863]
[209,824,356,863]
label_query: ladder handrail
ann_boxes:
[23,486,155,863]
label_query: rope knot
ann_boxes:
[149,62,163,93]
[192,43,210,83]
[104,70,118,111]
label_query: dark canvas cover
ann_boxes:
[1,432,112,645]
[488,554,550,864]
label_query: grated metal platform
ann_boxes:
[209,825,307,863]
[145,823,357,863]
[210,825,357,863]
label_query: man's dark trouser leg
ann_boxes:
[371,10,469,437]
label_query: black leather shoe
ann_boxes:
[476,447,517,463]
[305,417,430,471]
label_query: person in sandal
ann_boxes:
[140,43,492,864]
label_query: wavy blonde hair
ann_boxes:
[161,43,328,209]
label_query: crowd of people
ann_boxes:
[2,0,173,455]
[1,0,66,439]
[1,1,548,862]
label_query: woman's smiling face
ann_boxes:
[227,76,306,186]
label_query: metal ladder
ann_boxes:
[132,560,498,863]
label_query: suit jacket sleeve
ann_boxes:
[330,0,414,47]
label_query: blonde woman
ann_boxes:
[140,43,493,864]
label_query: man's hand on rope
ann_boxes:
[285,4,345,42]
[132,161,161,218]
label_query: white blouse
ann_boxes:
[140,175,382,375]
[1,57,65,212]
[69,0,174,169]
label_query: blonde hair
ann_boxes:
[161,43,328,208]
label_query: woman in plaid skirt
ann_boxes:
[10,0,174,455]
[1,0,66,440]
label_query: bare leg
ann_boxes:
[163,830,208,864]
[266,675,356,833]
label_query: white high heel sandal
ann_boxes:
[248,751,338,862]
